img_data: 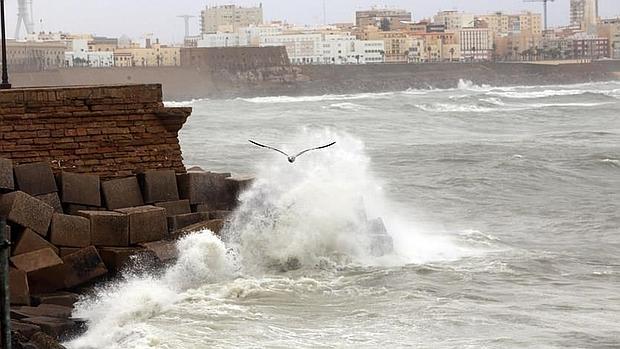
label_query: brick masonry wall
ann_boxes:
[0,84,191,178]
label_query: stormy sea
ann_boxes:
[67,80,620,349]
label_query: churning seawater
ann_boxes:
[67,80,620,349]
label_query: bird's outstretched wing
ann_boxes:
[293,141,337,158]
[249,140,290,158]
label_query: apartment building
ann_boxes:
[201,4,263,34]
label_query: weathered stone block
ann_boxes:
[11,304,73,319]
[210,210,232,220]
[58,172,101,206]
[10,320,41,338]
[138,240,178,263]
[0,157,14,192]
[61,246,108,289]
[35,192,63,213]
[101,176,144,210]
[78,211,129,247]
[50,213,90,247]
[98,247,142,273]
[226,175,255,197]
[9,268,30,306]
[177,172,230,206]
[0,191,54,236]
[32,292,79,307]
[64,204,104,216]
[10,248,63,274]
[167,212,210,232]
[13,228,60,256]
[114,206,167,244]
[172,219,226,239]
[13,162,58,196]
[139,170,180,203]
[192,203,210,213]
[58,247,80,257]
[20,317,76,338]
[154,199,191,217]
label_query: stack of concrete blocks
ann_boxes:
[0,158,254,341]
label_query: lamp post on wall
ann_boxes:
[0,0,11,89]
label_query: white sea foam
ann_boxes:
[66,232,233,349]
[416,103,499,113]
[239,92,393,104]
[324,102,369,111]
[164,98,209,107]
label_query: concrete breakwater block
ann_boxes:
[139,240,178,263]
[173,219,226,238]
[61,246,108,289]
[167,212,210,232]
[50,213,91,247]
[139,169,180,203]
[0,191,54,236]
[13,162,58,196]
[10,248,63,274]
[155,199,191,217]
[9,267,30,306]
[0,157,15,192]
[101,176,144,210]
[32,292,80,308]
[78,211,129,247]
[226,175,255,198]
[58,172,101,207]
[59,247,80,257]
[13,228,60,256]
[115,206,168,244]
[177,171,230,206]
[20,316,77,339]
[11,304,73,320]
[35,192,64,214]
[64,204,105,216]
[98,247,142,273]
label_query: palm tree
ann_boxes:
[427,46,432,62]
[449,47,455,62]
[471,46,476,62]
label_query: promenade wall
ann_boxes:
[0,84,191,178]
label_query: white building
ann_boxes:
[197,32,249,48]
[65,39,114,67]
[321,36,384,64]
[433,10,475,31]
[459,28,493,61]
[201,4,263,34]
[260,33,323,64]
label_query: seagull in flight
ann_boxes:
[249,140,337,163]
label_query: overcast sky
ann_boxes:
[4,0,620,42]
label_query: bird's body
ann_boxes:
[249,140,336,163]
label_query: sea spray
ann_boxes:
[67,129,470,348]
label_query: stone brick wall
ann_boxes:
[180,46,290,72]
[0,84,191,178]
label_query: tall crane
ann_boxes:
[15,0,35,39]
[177,15,196,39]
[524,0,555,31]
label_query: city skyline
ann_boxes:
[3,0,620,42]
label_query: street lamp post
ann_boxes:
[0,0,11,89]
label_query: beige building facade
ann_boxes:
[5,40,67,71]
[114,44,180,67]
[201,4,263,34]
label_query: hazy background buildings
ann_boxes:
[1,0,619,71]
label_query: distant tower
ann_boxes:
[177,15,196,39]
[15,0,35,39]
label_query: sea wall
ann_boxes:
[8,61,620,100]
[0,84,191,178]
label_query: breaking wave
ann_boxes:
[66,130,471,349]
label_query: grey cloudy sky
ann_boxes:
[4,0,620,42]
